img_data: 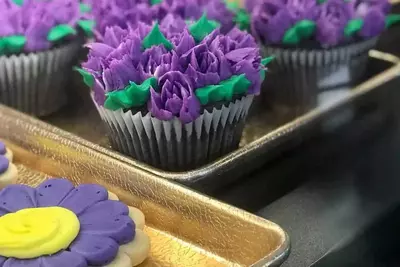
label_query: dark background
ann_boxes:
[212,7,400,267]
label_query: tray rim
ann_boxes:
[34,51,400,183]
[0,104,291,267]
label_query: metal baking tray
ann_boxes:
[40,50,400,191]
[0,106,289,267]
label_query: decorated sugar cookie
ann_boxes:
[0,178,150,266]
[0,141,13,162]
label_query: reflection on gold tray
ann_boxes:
[0,105,289,267]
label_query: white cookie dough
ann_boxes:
[0,163,17,189]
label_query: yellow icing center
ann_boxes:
[0,207,80,259]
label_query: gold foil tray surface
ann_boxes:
[0,106,289,267]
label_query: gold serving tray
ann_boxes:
[0,105,289,267]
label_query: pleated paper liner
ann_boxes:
[0,41,81,117]
[94,95,254,171]
[260,37,378,118]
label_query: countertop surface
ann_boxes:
[214,25,400,267]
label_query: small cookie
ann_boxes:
[0,156,17,188]
[0,141,13,162]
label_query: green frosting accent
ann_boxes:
[79,3,91,13]
[344,19,363,37]
[261,56,274,66]
[47,24,77,42]
[12,0,23,5]
[142,22,173,51]
[195,74,251,105]
[74,67,94,87]
[385,14,400,28]
[150,0,162,5]
[317,0,327,4]
[282,20,316,45]
[234,9,251,31]
[189,13,221,43]
[0,36,26,55]
[104,77,157,110]
[260,69,266,82]
[77,20,95,36]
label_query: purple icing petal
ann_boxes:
[39,251,87,267]
[59,184,108,215]
[359,7,385,38]
[2,257,42,267]
[36,178,75,207]
[315,0,352,47]
[79,200,135,244]
[0,142,6,155]
[0,184,37,214]
[0,157,9,175]
[69,233,119,266]
[0,256,6,265]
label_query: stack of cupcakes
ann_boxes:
[78,15,272,170]
[245,0,400,114]
[0,0,94,116]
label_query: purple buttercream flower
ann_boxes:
[250,0,295,44]
[203,28,262,94]
[352,0,389,38]
[250,0,319,44]
[0,0,85,53]
[149,71,201,123]
[87,0,236,40]
[359,7,386,37]
[315,0,353,47]
[0,178,135,267]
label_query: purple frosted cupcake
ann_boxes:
[246,0,400,114]
[77,15,272,170]
[0,178,150,266]
[0,0,94,116]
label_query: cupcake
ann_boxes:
[0,0,95,116]
[246,0,400,114]
[77,15,272,170]
[84,0,243,40]
[0,178,150,266]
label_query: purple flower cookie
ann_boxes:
[0,178,150,266]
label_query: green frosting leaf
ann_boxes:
[79,3,91,13]
[344,19,363,37]
[260,69,266,82]
[385,14,400,28]
[77,20,96,36]
[282,20,316,45]
[317,0,327,4]
[189,13,221,43]
[195,74,251,105]
[261,56,274,66]
[150,0,162,5]
[12,0,23,5]
[234,9,251,31]
[142,22,173,51]
[47,24,77,42]
[0,35,26,55]
[74,67,94,87]
[104,77,157,110]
